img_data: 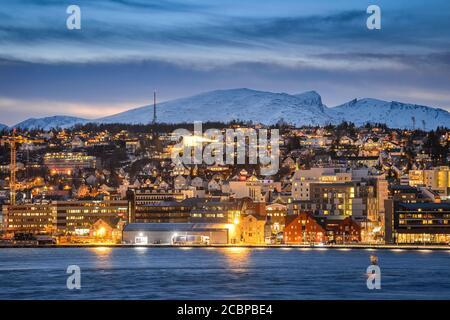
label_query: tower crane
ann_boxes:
[1,129,44,205]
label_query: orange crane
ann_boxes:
[1,129,44,205]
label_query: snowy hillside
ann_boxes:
[0,123,8,131]
[11,88,450,130]
[328,98,450,131]
[293,90,326,113]
[97,88,334,126]
[14,116,90,130]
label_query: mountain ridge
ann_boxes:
[8,88,450,130]
[13,116,89,131]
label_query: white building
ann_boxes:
[291,168,353,201]
[408,166,450,200]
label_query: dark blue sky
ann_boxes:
[1,0,450,125]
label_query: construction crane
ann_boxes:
[1,129,44,205]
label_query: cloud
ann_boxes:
[0,96,140,125]
[1,1,449,65]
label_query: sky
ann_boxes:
[0,0,450,125]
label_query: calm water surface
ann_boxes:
[1,247,450,299]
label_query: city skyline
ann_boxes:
[2,0,450,304]
[1,0,450,124]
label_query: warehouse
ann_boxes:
[122,223,232,245]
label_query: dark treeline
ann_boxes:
[1,121,448,136]
[69,120,251,134]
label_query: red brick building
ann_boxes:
[318,217,361,243]
[283,212,326,244]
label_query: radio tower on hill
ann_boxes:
[152,90,157,124]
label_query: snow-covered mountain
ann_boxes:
[14,116,89,131]
[11,88,450,130]
[0,123,8,131]
[293,90,326,113]
[97,88,333,126]
[328,98,450,131]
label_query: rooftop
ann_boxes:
[123,223,231,232]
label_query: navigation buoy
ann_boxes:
[370,254,378,265]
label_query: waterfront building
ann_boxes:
[283,212,362,244]
[131,200,193,223]
[54,199,128,235]
[290,167,387,241]
[2,202,56,235]
[283,212,326,244]
[265,203,287,233]
[127,187,187,222]
[384,200,450,244]
[189,200,241,224]
[316,217,361,243]
[88,218,124,243]
[236,214,270,244]
[122,222,232,245]
[2,199,128,236]
[290,181,377,223]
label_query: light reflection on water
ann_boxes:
[90,247,112,255]
[0,247,450,300]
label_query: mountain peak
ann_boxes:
[294,90,324,111]
[329,97,450,130]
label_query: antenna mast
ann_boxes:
[152,90,157,124]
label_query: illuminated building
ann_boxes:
[408,166,450,200]
[189,200,240,224]
[131,200,193,223]
[290,168,387,241]
[2,199,128,236]
[385,200,450,244]
[291,168,353,201]
[265,203,287,233]
[316,217,361,243]
[125,139,140,154]
[283,212,326,244]
[283,212,361,244]
[236,214,270,244]
[128,187,185,203]
[54,200,128,235]
[390,185,426,202]
[127,188,187,222]
[122,223,231,244]
[2,203,56,235]
[44,152,96,175]
[89,218,124,243]
[290,182,377,223]
[229,174,263,201]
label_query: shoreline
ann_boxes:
[1,243,450,251]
